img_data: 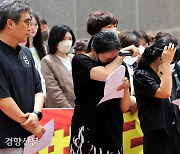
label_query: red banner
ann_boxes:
[38,109,143,154]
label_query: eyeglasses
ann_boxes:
[13,19,31,27]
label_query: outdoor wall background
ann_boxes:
[1,0,180,40]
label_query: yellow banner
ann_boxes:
[38,109,143,154]
[123,112,143,154]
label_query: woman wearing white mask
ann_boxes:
[41,25,76,108]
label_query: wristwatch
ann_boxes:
[33,110,43,121]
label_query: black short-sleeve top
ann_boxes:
[133,67,175,134]
[0,40,42,148]
[71,54,124,150]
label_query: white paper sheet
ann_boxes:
[122,46,145,65]
[123,56,138,65]
[172,98,180,106]
[23,119,54,154]
[97,65,125,106]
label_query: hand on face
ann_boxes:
[120,45,140,57]
[161,43,177,64]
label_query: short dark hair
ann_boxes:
[133,30,150,45]
[92,30,120,53]
[87,11,118,36]
[48,24,76,54]
[118,31,140,48]
[154,31,178,43]
[74,39,89,53]
[39,18,47,25]
[0,0,32,31]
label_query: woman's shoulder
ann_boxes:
[73,54,93,63]
[134,69,147,74]
[134,68,152,79]
[42,54,57,60]
[133,67,158,85]
[41,54,60,65]
[72,54,97,70]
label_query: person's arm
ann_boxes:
[21,58,45,138]
[22,92,45,139]
[90,56,124,82]
[90,46,139,82]
[155,43,176,98]
[120,45,140,57]
[22,92,45,138]
[117,77,131,112]
[21,92,44,126]
[0,97,45,139]
[34,92,44,111]
[129,95,137,114]
[0,97,27,123]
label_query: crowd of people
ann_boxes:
[0,0,180,154]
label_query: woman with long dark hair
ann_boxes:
[133,37,180,154]
[26,13,47,96]
[26,13,46,70]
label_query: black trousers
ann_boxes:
[143,125,180,154]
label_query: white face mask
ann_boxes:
[57,40,72,53]
[138,45,145,55]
